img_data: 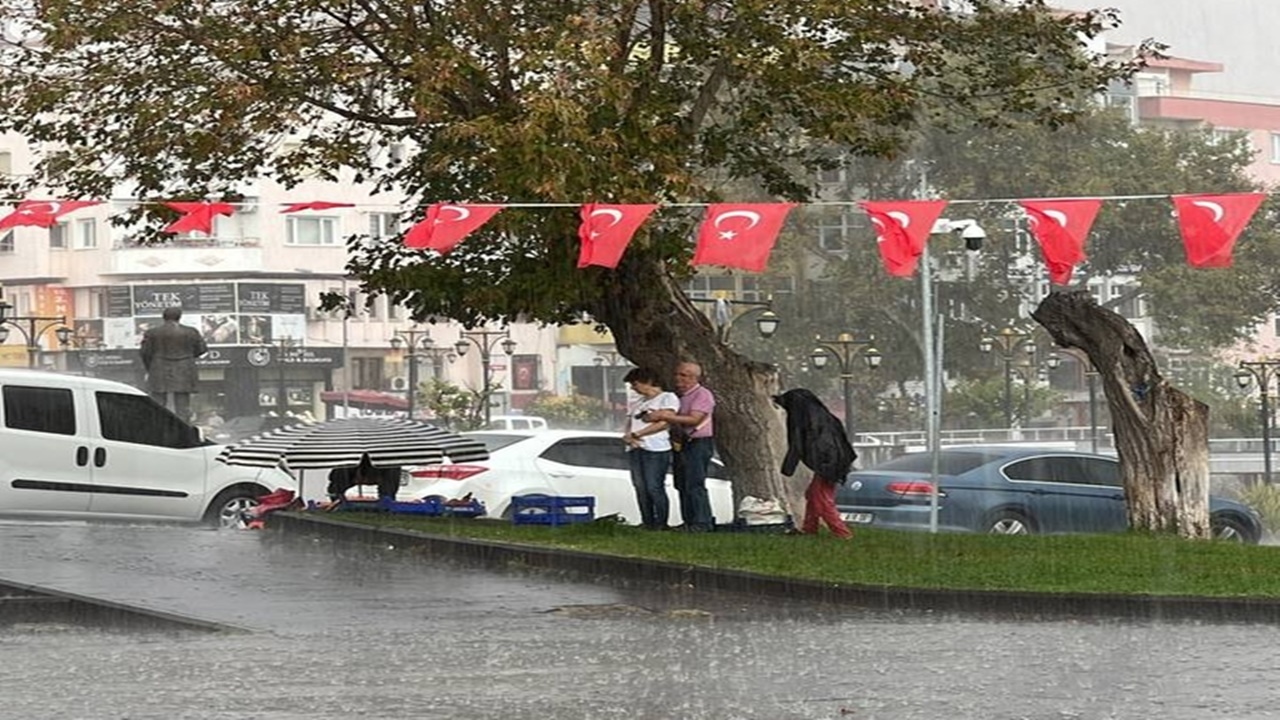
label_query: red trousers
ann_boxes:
[801,475,852,539]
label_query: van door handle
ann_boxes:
[93,447,106,467]
[76,446,89,467]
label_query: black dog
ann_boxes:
[327,453,402,501]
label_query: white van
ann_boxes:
[484,415,549,432]
[0,369,294,527]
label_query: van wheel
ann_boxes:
[204,486,266,529]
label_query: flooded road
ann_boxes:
[1,520,1278,719]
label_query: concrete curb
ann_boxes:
[266,512,1280,624]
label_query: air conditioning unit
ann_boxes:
[388,376,409,391]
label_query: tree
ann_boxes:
[1034,290,1210,538]
[0,1,1140,507]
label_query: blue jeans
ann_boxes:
[628,449,671,528]
[673,437,715,529]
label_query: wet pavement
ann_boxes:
[2,520,1279,719]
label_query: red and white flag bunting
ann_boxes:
[280,201,356,213]
[0,200,99,231]
[692,203,796,272]
[858,200,949,277]
[1019,199,1103,285]
[577,203,658,269]
[403,203,503,253]
[164,201,236,234]
[1171,193,1266,268]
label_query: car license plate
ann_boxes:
[841,512,873,524]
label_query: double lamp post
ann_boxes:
[1235,359,1280,485]
[454,329,516,427]
[0,300,71,368]
[979,326,1038,429]
[809,332,881,441]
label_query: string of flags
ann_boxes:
[0,193,1267,284]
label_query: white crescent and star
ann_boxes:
[436,205,471,222]
[887,211,911,228]
[1191,200,1225,223]
[1044,209,1069,227]
[712,210,762,241]
[589,208,624,228]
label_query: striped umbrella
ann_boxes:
[215,417,489,470]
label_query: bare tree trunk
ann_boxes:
[591,257,801,520]
[1032,290,1210,538]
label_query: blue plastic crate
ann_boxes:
[511,494,595,526]
[335,497,444,515]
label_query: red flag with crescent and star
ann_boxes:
[403,203,504,253]
[577,203,658,268]
[280,201,356,213]
[1018,198,1103,285]
[164,201,236,234]
[0,199,100,231]
[858,200,949,277]
[1172,193,1266,268]
[692,203,796,271]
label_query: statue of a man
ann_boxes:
[140,306,208,420]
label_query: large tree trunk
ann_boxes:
[591,257,802,520]
[1032,290,1210,538]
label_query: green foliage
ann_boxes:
[418,377,488,431]
[522,392,609,429]
[1237,484,1280,536]
[0,0,1140,328]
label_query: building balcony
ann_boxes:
[109,237,265,276]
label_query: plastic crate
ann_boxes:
[441,498,487,518]
[511,494,595,526]
[334,497,444,516]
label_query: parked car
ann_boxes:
[835,445,1263,543]
[483,415,549,432]
[404,429,735,525]
[0,369,295,528]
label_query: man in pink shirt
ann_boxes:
[647,361,716,531]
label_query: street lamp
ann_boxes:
[1235,359,1280,484]
[1008,360,1051,427]
[593,350,628,428]
[266,336,297,417]
[390,327,435,419]
[454,328,517,426]
[1046,351,1101,453]
[979,326,1037,429]
[809,332,882,440]
[0,300,69,368]
[60,331,103,376]
[690,295,781,342]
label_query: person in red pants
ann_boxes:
[773,389,856,539]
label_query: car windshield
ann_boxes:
[870,450,1005,476]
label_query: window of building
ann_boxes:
[49,222,67,249]
[0,151,11,175]
[1270,133,1280,164]
[351,357,384,390]
[367,212,399,238]
[0,230,12,254]
[74,219,97,249]
[3,386,76,435]
[286,215,338,246]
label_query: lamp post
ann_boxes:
[1008,360,1051,427]
[979,326,1037,429]
[62,332,103,376]
[809,332,882,441]
[454,329,517,427]
[593,350,627,428]
[268,336,297,417]
[0,301,70,368]
[1045,351,1100,453]
[390,327,435,419]
[690,294,781,342]
[1235,359,1280,484]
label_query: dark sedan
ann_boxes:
[835,446,1264,543]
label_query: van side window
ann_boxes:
[3,385,76,435]
[96,391,202,449]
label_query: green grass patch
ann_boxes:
[319,513,1280,599]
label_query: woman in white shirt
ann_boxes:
[623,367,680,529]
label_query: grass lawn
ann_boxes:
[321,513,1280,599]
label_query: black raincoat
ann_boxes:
[772,388,856,484]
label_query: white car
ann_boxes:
[0,369,295,528]
[405,429,734,526]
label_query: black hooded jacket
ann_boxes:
[773,388,856,484]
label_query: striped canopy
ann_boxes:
[215,417,489,469]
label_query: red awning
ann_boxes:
[319,390,409,410]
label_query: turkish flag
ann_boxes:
[164,201,236,234]
[858,200,949,277]
[692,203,796,272]
[1019,199,1103,285]
[280,201,355,213]
[0,199,100,230]
[403,203,503,253]
[577,203,658,268]
[1172,193,1266,268]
